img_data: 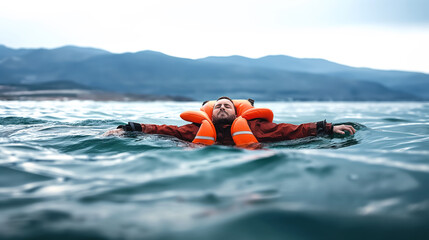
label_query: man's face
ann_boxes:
[212,99,236,124]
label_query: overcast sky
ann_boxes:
[1,0,428,73]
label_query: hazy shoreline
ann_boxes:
[0,85,192,102]
[1,45,428,102]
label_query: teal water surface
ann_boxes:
[0,101,428,240]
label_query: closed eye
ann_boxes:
[215,103,232,108]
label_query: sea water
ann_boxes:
[0,101,428,240]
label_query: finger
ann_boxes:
[347,126,356,134]
[343,125,355,133]
[347,127,354,135]
[342,126,352,135]
[336,129,345,135]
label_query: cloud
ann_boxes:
[331,0,429,26]
[263,0,429,28]
[0,0,428,73]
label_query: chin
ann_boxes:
[213,117,234,125]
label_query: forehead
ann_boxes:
[215,99,233,106]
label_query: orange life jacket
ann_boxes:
[180,99,273,147]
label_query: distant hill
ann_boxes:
[198,55,429,100]
[198,55,355,73]
[21,45,111,64]
[0,45,427,101]
[0,44,33,59]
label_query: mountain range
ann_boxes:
[0,44,428,101]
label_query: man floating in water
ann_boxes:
[105,97,355,147]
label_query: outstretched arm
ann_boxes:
[102,122,142,136]
[249,119,331,142]
[103,122,200,142]
[249,119,355,142]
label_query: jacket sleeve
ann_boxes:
[118,122,199,142]
[249,119,333,142]
[140,123,199,142]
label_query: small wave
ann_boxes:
[0,197,45,210]
[383,117,410,122]
[0,166,52,187]
[0,209,106,240]
[174,206,429,240]
[0,117,47,125]
[56,136,168,154]
[69,119,124,126]
[268,137,360,149]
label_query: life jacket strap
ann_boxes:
[232,131,254,137]
[194,136,215,141]
[231,116,258,147]
[192,119,216,145]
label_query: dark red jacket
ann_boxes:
[139,119,332,145]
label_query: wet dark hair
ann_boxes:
[202,97,255,114]
[216,96,234,103]
[215,97,254,106]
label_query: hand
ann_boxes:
[102,128,125,136]
[333,125,356,135]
